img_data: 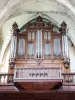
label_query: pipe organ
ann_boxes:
[9,16,70,90]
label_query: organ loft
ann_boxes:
[9,16,70,90]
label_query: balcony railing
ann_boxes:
[62,73,75,84]
[0,73,14,85]
[14,67,62,82]
[0,71,75,85]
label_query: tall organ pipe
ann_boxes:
[60,21,69,59]
[62,31,69,58]
[10,34,17,58]
[10,22,19,58]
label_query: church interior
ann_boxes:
[0,0,75,99]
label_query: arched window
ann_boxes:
[54,38,60,56]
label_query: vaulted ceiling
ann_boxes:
[0,0,75,46]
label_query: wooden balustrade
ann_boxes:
[62,73,75,84]
[14,67,62,82]
[0,73,14,85]
[0,71,75,85]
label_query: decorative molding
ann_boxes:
[35,59,43,65]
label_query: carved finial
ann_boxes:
[59,21,67,35]
[12,22,20,35]
[36,16,43,22]
[61,21,67,28]
[37,12,43,17]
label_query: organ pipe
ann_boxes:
[60,21,69,58]
[10,22,19,58]
[10,35,17,58]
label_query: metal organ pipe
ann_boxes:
[65,33,69,58]
[62,33,69,58]
[36,30,42,58]
[10,22,19,59]
[62,35,66,57]
[10,35,17,58]
[18,38,25,56]
[60,21,69,59]
[10,34,13,58]
[41,30,42,58]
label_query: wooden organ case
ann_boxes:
[9,16,70,90]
